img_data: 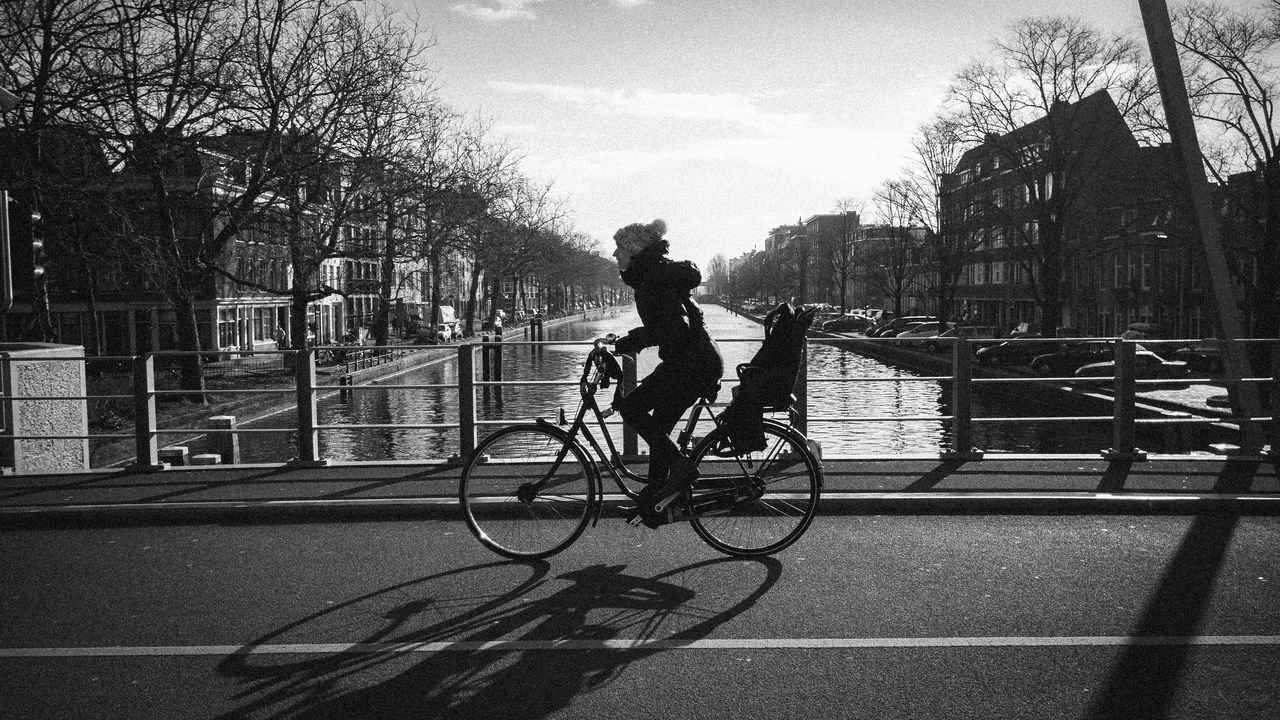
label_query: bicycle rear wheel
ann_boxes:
[459,424,596,560]
[686,419,821,556]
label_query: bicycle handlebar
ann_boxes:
[581,337,624,394]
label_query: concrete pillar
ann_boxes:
[158,446,190,467]
[207,415,240,465]
[0,343,89,473]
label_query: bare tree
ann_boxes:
[1175,0,1280,336]
[878,116,970,325]
[867,194,927,318]
[0,0,170,343]
[947,15,1160,332]
[705,254,728,296]
[816,198,862,310]
[88,0,252,392]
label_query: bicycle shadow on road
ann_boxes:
[217,555,782,719]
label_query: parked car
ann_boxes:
[1031,340,1188,378]
[434,323,455,344]
[1074,349,1190,379]
[1172,341,1223,373]
[922,325,999,353]
[1030,341,1117,376]
[821,314,871,333]
[894,320,949,345]
[975,337,1068,366]
[867,315,928,338]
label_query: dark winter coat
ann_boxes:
[616,247,722,379]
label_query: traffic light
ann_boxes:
[29,205,44,285]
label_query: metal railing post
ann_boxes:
[622,353,638,457]
[129,353,163,471]
[291,348,325,466]
[947,338,980,459]
[1106,340,1144,460]
[793,339,808,436]
[1271,342,1280,456]
[458,343,476,459]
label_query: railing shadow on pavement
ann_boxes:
[1083,513,1240,719]
[214,556,782,720]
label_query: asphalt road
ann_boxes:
[2,513,1278,719]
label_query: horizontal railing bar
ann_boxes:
[10,434,135,440]
[9,395,134,401]
[808,415,954,422]
[473,380,576,388]
[806,376,949,384]
[315,423,460,431]
[811,375,954,383]
[808,415,1113,423]
[152,388,296,396]
[155,427,297,434]
[315,383,458,391]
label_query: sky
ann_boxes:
[396,0,1167,270]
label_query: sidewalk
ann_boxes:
[2,455,1278,525]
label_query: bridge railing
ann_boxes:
[0,335,1273,471]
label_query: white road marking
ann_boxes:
[3,635,1279,657]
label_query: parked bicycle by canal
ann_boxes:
[458,338,824,559]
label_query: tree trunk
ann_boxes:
[170,289,206,401]
[373,201,396,347]
[465,262,483,337]
[489,272,503,323]
[289,285,311,351]
[430,244,444,327]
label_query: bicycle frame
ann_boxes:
[542,344,717,499]
[516,342,815,525]
[460,341,824,558]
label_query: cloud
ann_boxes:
[450,0,550,23]
[487,82,814,134]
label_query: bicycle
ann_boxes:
[458,338,824,560]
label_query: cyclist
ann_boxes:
[609,219,723,528]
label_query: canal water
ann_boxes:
[239,305,1178,463]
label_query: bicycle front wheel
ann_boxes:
[459,424,596,560]
[687,419,822,556]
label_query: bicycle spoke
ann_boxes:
[688,420,821,557]
[460,425,595,560]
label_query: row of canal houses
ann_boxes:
[737,91,1268,340]
[0,130,495,357]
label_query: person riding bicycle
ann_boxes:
[610,219,723,528]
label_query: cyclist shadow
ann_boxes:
[218,556,783,719]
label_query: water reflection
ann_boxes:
[239,305,1162,463]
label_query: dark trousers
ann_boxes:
[616,362,708,482]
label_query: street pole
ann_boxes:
[1138,0,1264,450]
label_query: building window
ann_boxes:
[992,261,1007,285]
[218,309,236,349]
